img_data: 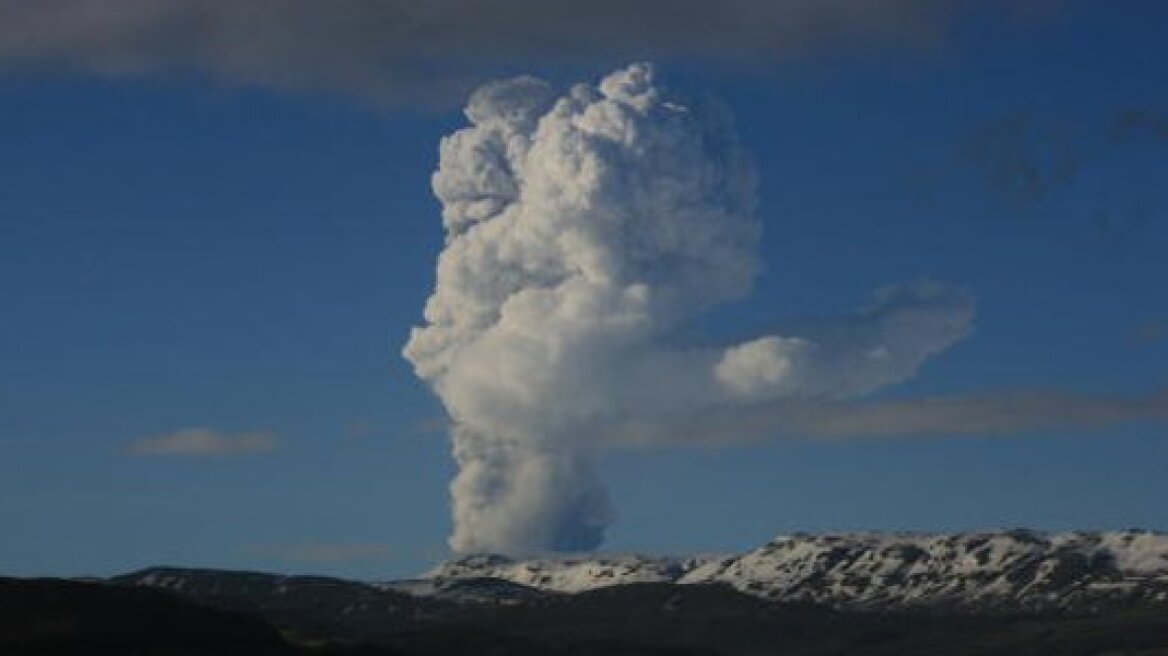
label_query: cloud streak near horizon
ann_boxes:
[0,0,996,106]
[606,387,1168,446]
[126,428,278,457]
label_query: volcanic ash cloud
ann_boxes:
[404,63,974,555]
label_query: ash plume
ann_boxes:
[404,63,974,555]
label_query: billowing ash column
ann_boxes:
[404,63,973,555]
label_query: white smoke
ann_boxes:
[404,63,974,555]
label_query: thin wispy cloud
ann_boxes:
[904,107,1166,254]
[243,542,394,564]
[1111,108,1168,143]
[956,107,1168,209]
[126,427,278,458]
[1130,320,1168,346]
[607,387,1168,446]
[0,0,1019,106]
[960,112,1079,207]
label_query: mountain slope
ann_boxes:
[94,533,1168,655]
[110,567,463,643]
[427,530,1168,611]
[104,571,1168,655]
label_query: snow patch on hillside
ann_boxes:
[424,530,1168,610]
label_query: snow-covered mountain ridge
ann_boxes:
[424,530,1168,610]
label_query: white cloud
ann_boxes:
[126,427,278,457]
[716,336,808,398]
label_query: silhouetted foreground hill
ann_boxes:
[4,571,1168,655]
[0,576,295,655]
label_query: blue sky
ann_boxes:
[0,1,1166,579]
